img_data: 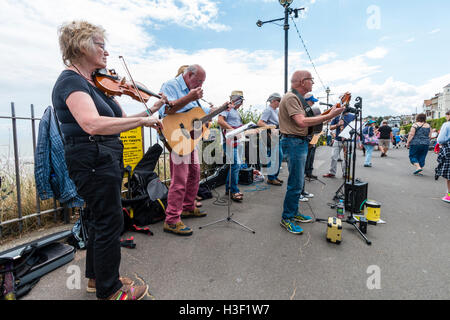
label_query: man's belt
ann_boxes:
[281,134,309,141]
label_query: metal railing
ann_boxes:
[0,103,171,239]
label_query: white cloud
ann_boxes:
[365,47,389,59]
[429,28,441,34]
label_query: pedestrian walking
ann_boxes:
[406,113,431,175]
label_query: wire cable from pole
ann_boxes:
[290,17,328,93]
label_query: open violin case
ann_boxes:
[0,230,75,299]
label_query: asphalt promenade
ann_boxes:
[8,145,450,300]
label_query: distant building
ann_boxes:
[440,83,450,117]
[424,84,450,120]
[423,99,433,119]
[388,117,401,127]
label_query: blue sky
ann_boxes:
[0,0,449,158]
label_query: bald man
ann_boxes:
[159,64,209,236]
[278,70,344,235]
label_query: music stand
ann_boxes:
[199,124,256,234]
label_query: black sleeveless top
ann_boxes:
[51,70,123,138]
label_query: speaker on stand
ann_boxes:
[344,180,368,213]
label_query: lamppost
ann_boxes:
[257,0,304,93]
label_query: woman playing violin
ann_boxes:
[52,20,165,300]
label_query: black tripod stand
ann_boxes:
[199,127,256,234]
[318,97,371,245]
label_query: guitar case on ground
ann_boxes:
[0,230,75,299]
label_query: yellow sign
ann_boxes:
[120,126,144,171]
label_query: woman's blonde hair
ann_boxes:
[57,20,106,67]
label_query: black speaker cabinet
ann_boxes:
[239,168,254,185]
[344,181,368,213]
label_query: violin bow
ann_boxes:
[119,55,153,116]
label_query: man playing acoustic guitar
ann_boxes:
[159,64,225,236]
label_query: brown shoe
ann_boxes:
[267,179,282,186]
[181,208,207,219]
[163,221,193,236]
[104,284,148,300]
[87,277,135,293]
[276,178,284,184]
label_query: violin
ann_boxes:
[93,68,162,102]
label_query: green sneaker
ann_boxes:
[280,219,303,234]
[293,213,313,223]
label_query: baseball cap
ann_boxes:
[367,120,376,124]
[304,93,319,102]
[267,93,282,102]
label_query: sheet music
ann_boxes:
[338,122,360,140]
[225,122,257,139]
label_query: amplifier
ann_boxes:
[199,164,228,190]
[239,168,254,185]
[344,181,368,213]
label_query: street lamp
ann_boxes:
[279,0,294,8]
[257,1,304,93]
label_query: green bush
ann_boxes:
[402,123,413,134]
[238,106,262,125]
[428,117,447,131]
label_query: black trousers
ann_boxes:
[305,146,316,176]
[64,138,124,299]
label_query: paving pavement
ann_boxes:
[7,145,450,300]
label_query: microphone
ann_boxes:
[320,102,333,107]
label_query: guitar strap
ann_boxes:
[291,89,314,136]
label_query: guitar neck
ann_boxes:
[200,103,230,123]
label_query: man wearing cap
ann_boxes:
[258,93,283,186]
[218,91,245,202]
[278,70,344,235]
[323,108,356,179]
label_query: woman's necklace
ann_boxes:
[72,64,94,84]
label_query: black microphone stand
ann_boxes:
[317,97,372,245]
[199,126,256,234]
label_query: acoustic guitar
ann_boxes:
[160,101,230,156]
[310,92,352,134]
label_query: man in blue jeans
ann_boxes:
[257,93,283,186]
[218,91,245,202]
[278,70,344,234]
